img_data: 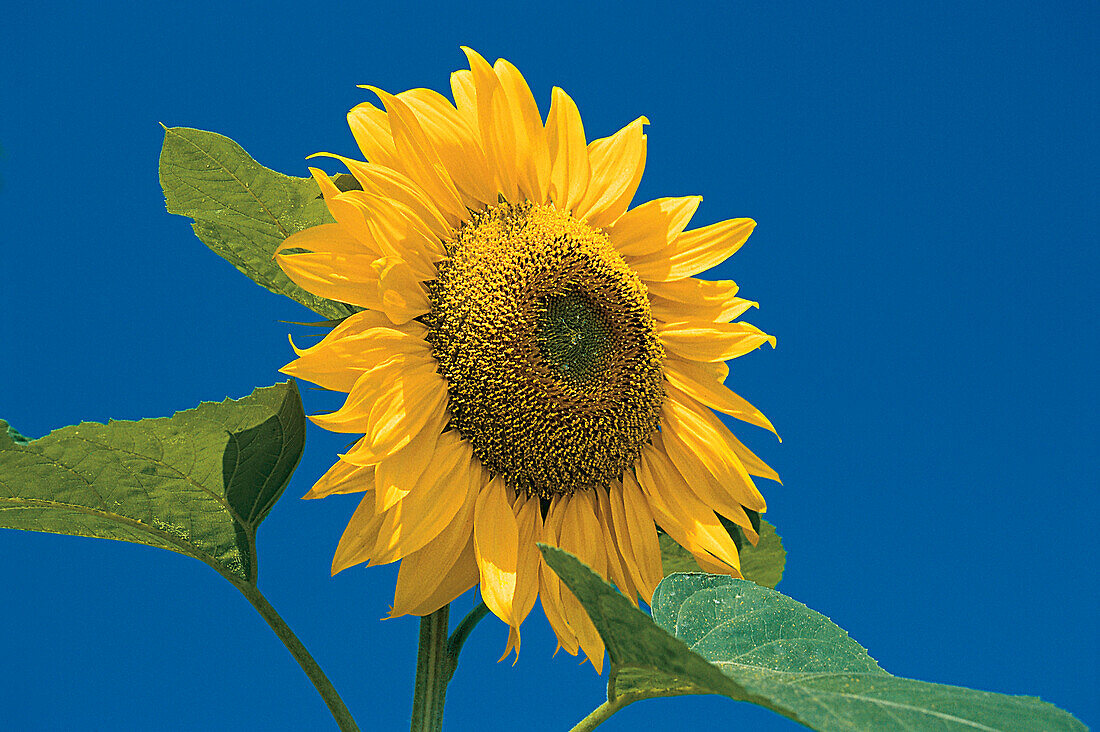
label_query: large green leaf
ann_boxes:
[659,518,786,588]
[158,126,356,320]
[0,382,305,585]
[540,546,1084,731]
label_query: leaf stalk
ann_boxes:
[567,695,637,732]
[238,582,360,732]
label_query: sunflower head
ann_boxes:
[426,200,665,499]
[277,48,778,673]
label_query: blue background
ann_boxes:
[1,2,1096,730]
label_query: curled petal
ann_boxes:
[658,320,776,362]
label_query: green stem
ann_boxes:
[237,582,359,732]
[444,601,490,679]
[568,696,637,732]
[411,605,450,732]
[408,601,494,732]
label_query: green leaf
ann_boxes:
[659,518,786,588]
[540,546,1085,732]
[158,126,356,320]
[0,382,305,585]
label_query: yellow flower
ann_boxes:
[276,48,779,673]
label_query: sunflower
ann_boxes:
[276,48,779,672]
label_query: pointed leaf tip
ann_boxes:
[158,126,357,320]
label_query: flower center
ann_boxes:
[536,291,614,380]
[425,202,664,498]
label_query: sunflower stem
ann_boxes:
[237,582,359,732]
[411,605,450,732]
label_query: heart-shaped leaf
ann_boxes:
[158,126,356,320]
[540,546,1084,731]
[0,382,305,585]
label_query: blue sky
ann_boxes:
[1,2,1096,730]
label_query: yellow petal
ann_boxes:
[282,316,431,393]
[374,425,441,513]
[501,492,543,662]
[276,250,383,310]
[660,385,767,511]
[399,86,496,208]
[312,153,454,241]
[310,359,444,450]
[396,535,480,617]
[461,47,519,203]
[719,427,781,484]
[364,86,467,225]
[370,430,474,564]
[662,355,779,438]
[331,491,386,575]
[538,496,580,655]
[494,58,550,204]
[348,193,440,280]
[303,458,374,500]
[545,87,590,212]
[691,550,742,576]
[305,356,412,434]
[473,476,519,626]
[274,222,372,258]
[631,217,756,281]
[556,491,607,674]
[282,311,394,394]
[449,69,477,125]
[659,425,759,541]
[359,365,447,467]
[389,459,482,616]
[658,320,776,362]
[347,101,398,168]
[332,363,443,467]
[559,491,607,577]
[635,439,743,573]
[650,295,756,326]
[371,257,432,325]
[294,172,444,278]
[337,436,385,468]
[607,196,701,259]
[608,474,663,603]
[593,485,639,605]
[307,168,381,251]
[574,116,649,226]
[590,134,646,230]
[646,276,758,326]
